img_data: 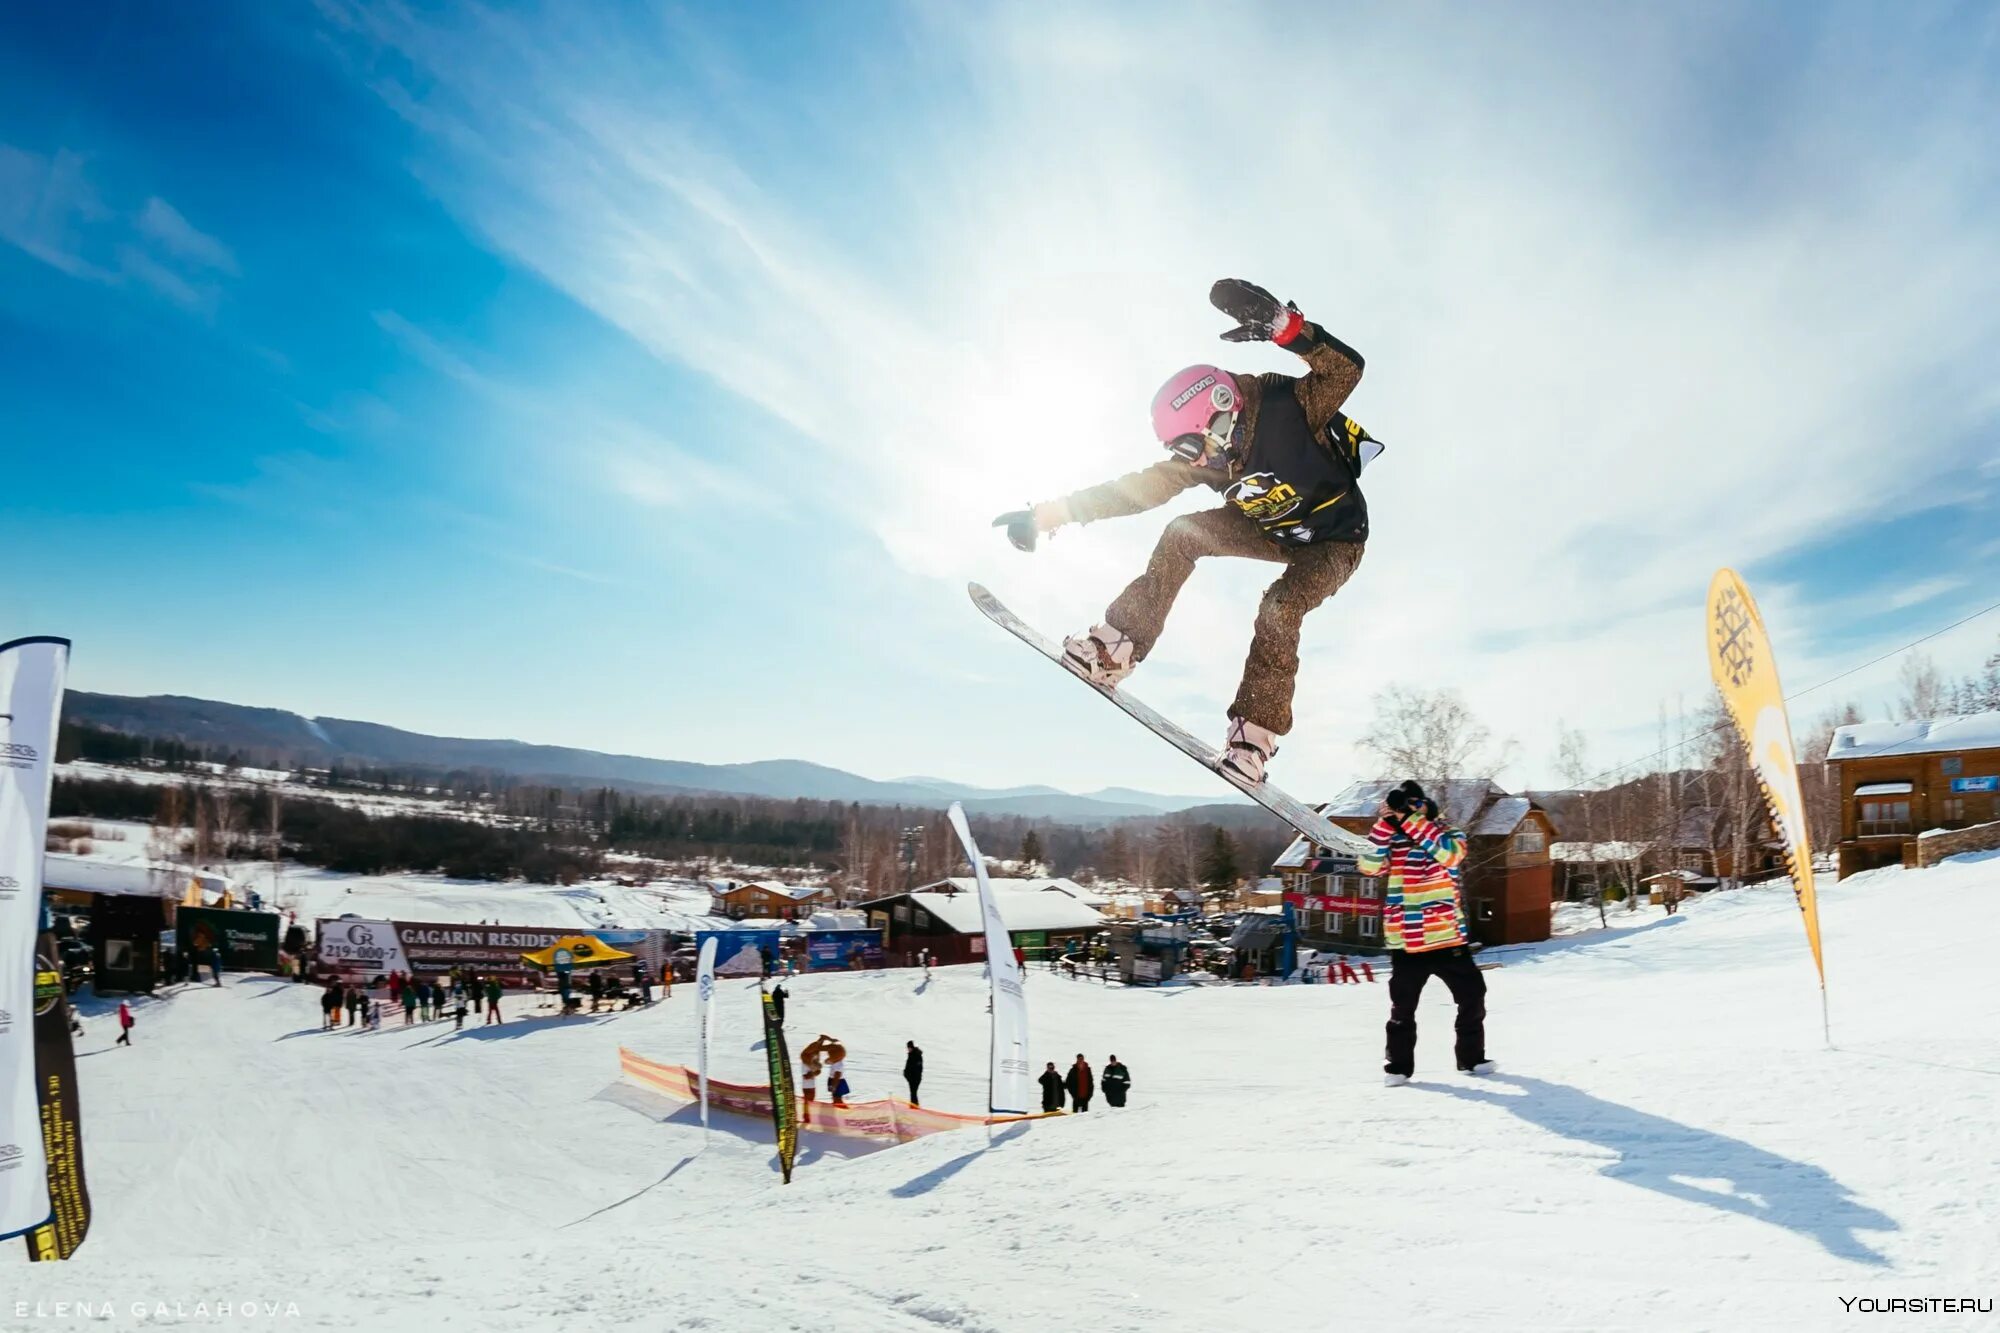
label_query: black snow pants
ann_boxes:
[1384,945,1486,1077]
[905,1075,921,1106]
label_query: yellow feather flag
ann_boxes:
[1706,570,1827,1022]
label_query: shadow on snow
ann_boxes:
[1416,1073,1896,1265]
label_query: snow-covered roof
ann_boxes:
[1550,841,1649,862]
[1318,778,1506,829]
[1829,711,2000,761]
[720,881,825,900]
[42,854,233,900]
[1643,869,1709,883]
[1274,779,1543,870]
[878,887,1104,934]
[1471,796,1533,836]
[1854,781,1914,797]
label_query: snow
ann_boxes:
[8,855,2000,1329]
[1854,781,1915,796]
[1828,710,2000,760]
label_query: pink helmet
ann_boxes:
[1151,364,1241,465]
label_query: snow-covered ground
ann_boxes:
[8,856,1998,1330]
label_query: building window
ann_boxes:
[1327,913,1345,934]
[1942,798,1966,824]
[1476,898,1496,922]
[1679,852,1705,872]
[1358,878,1378,900]
[913,909,931,930]
[1858,800,1912,836]
[1512,826,1545,853]
[1359,916,1379,939]
[1942,757,1963,776]
[893,904,910,923]
[1299,909,1321,931]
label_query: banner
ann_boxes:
[946,803,1032,1115]
[1,636,68,1242]
[760,993,797,1183]
[803,931,883,971]
[1706,570,1825,991]
[313,918,574,984]
[24,932,88,1260]
[177,906,282,973]
[695,936,718,1134]
[692,929,779,978]
[619,1048,1046,1144]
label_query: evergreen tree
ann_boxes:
[1020,828,1045,871]
[1198,826,1240,900]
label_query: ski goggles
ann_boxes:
[1164,410,1239,468]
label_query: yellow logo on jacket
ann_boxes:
[1225,471,1302,522]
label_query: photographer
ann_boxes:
[1359,780,1494,1085]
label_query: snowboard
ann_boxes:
[969,582,1370,857]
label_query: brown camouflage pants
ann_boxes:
[1104,507,1364,735]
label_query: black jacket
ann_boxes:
[904,1047,924,1080]
[1102,1062,1130,1090]
[1038,1070,1064,1108]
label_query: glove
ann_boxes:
[993,509,1039,553]
[1211,278,1306,345]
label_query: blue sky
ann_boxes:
[4,1,1998,797]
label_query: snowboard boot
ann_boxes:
[1383,1072,1411,1087]
[1458,1060,1498,1076]
[1218,717,1279,785]
[1062,623,1136,687]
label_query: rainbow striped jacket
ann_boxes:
[1357,814,1469,953]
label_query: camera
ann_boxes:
[1384,779,1427,815]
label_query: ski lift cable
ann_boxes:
[1564,593,2000,793]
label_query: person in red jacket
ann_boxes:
[116,999,134,1047]
[1064,1054,1095,1112]
[1360,780,1494,1085]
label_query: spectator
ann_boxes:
[320,981,342,1030]
[367,999,381,1031]
[1065,1054,1094,1112]
[402,985,418,1026]
[485,977,504,1025]
[830,1068,850,1107]
[1102,1056,1131,1108]
[388,971,404,1006]
[1039,1062,1065,1113]
[588,969,605,1014]
[769,982,787,1025]
[635,961,650,1005]
[1360,780,1492,1085]
[209,945,224,986]
[453,996,469,1031]
[115,999,133,1047]
[903,1041,924,1106]
[465,971,482,1014]
[801,1058,819,1124]
[345,986,362,1027]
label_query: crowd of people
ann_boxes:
[1039,1054,1131,1113]
[317,967,506,1032]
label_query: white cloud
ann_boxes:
[135,196,237,274]
[0,144,237,312]
[318,2,2000,792]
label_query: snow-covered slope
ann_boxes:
[9,856,1998,1331]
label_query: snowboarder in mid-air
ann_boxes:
[994,279,1382,783]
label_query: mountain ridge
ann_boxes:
[61,691,1252,823]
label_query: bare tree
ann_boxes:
[1799,701,1860,858]
[1359,685,1512,788]
[1896,653,1948,721]
[1554,722,1608,926]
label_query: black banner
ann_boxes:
[24,933,89,1260]
[177,906,282,973]
[760,992,797,1184]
